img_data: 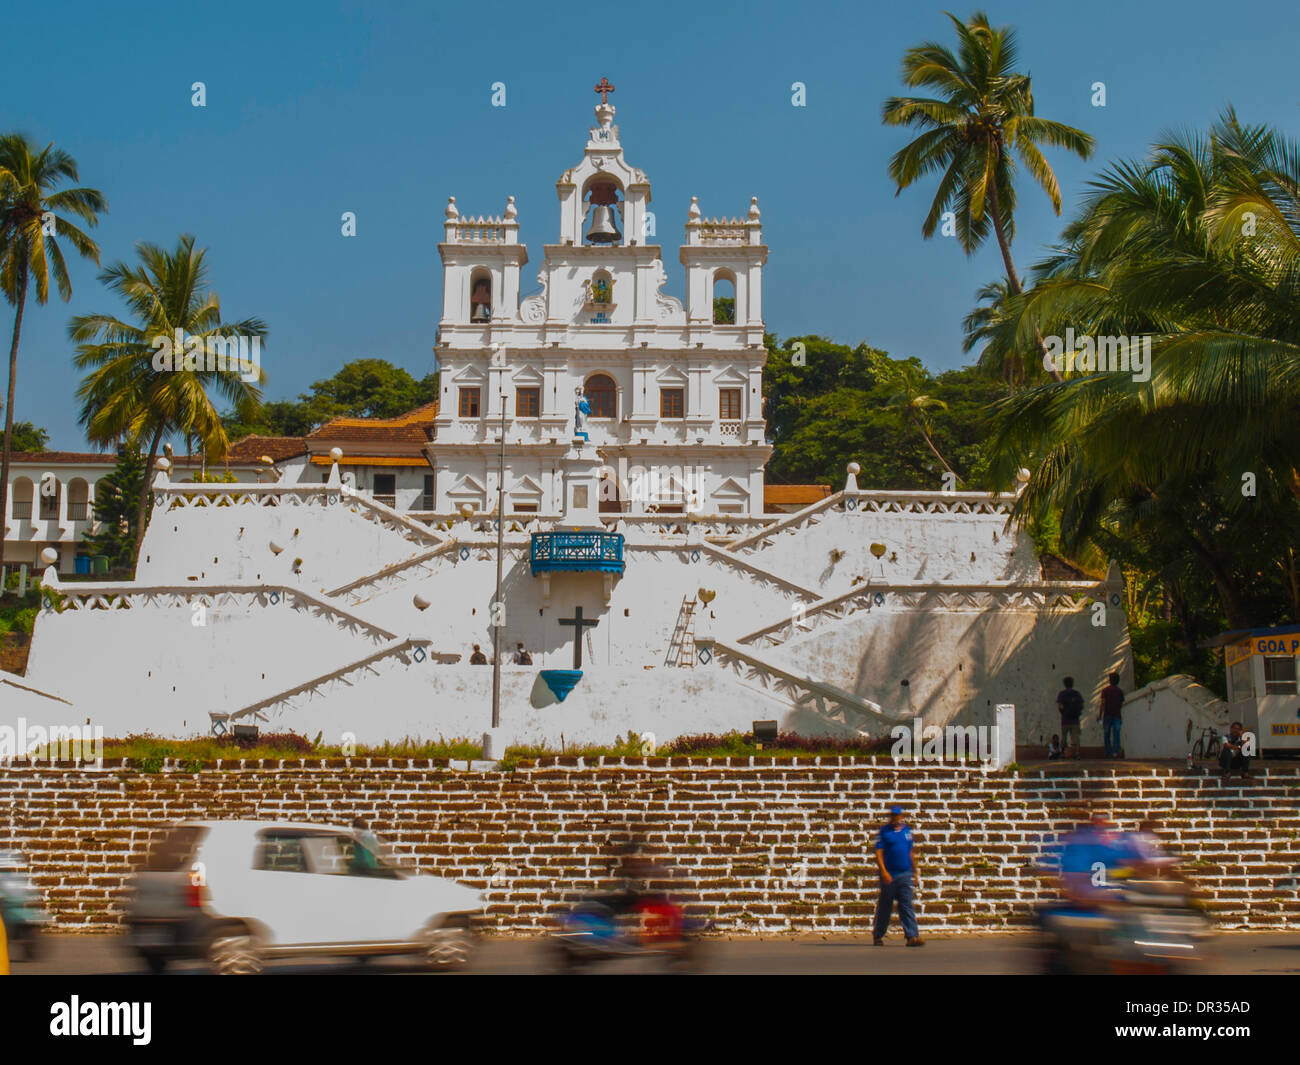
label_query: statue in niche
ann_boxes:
[574,388,591,442]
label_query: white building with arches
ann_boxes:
[428,94,771,517]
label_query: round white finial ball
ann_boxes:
[1016,467,1031,484]
[459,503,474,519]
[41,548,58,565]
[847,462,861,476]
[413,594,431,612]
[156,457,171,472]
[330,447,343,463]
[445,196,459,218]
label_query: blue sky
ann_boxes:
[3,0,1298,448]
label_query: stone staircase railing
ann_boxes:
[737,580,1110,649]
[326,541,461,604]
[693,543,821,602]
[705,637,905,736]
[725,488,1021,555]
[405,511,772,544]
[154,482,447,549]
[225,636,436,725]
[46,582,399,646]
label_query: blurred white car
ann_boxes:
[126,821,483,974]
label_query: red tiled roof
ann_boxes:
[308,455,431,467]
[7,452,117,465]
[223,436,309,463]
[764,484,832,505]
[308,402,439,444]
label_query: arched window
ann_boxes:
[11,477,34,520]
[583,178,623,246]
[67,478,91,522]
[712,270,736,324]
[585,373,617,419]
[469,268,492,323]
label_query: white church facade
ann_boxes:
[428,88,770,518]
[3,88,1135,757]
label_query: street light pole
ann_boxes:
[491,394,507,730]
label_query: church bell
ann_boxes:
[470,301,491,323]
[585,204,621,244]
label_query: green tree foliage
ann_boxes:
[223,358,437,438]
[882,12,1093,288]
[986,109,1300,680]
[81,446,151,568]
[763,335,1003,490]
[71,234,266,564]
[0,132,106,570]
[1,419,48,451]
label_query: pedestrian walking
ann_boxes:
[873,805,923,947]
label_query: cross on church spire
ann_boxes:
[593,77,616,104]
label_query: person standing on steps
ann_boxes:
[1057,676,1085,759]
[1099,672,1125,758]
[873,805,923,947]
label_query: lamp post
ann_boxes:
[491,394,507,731]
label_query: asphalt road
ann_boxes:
[10,931,1300,975]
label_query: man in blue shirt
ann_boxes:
[874,805,923,946]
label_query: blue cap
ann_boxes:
[890,805,903,815]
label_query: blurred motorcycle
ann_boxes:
[550,894,707,972]
[1038,875,1212,975]
[0,851,50,962]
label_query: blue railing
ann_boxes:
[530,531,625,575]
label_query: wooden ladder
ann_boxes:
[669,595,698,668]
[678,596,698,667]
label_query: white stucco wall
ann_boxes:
[1120,676,1230,759]
[761,604,1133,745]
[22,594,403,735]
[738,503,1042,594]
[134,495,434,588]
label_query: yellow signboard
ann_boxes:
[1225,641,1253,668]
[1225,634,1300,668]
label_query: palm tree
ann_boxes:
[962,278,1028,392]
[0,134,106,571]
[71,235,266,564]
[885,363,956,477]
[882,11,1094,379]
[989,110,1300,627]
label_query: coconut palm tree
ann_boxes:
[961,278,1029,392]
[884,363,956,477]
[989,110,1300,627]
[71,235,266,564]
[882,11,1094,380]
[0,134,106,571]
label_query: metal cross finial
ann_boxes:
[593,77,616,104]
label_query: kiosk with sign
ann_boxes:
[1204,624,1300,754]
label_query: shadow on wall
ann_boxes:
[530,672,559,708]
[835,607,1133,740]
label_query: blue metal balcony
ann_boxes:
[530,531,625,575]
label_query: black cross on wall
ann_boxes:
[558,606,600,669]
